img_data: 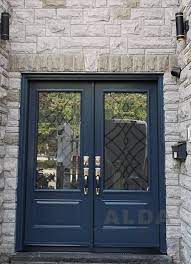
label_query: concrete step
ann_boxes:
[10,252,173,264]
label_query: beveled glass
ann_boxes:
[35,92,81,190]
[104,92,148,191]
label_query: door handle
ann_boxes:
[84,168,89,195]
[95,168,101,195]
[83,156,89,195]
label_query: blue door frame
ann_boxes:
[16,73,166,253]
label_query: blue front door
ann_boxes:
[24,79,160,249]
[94,81,159,247]
[25,81,94,246]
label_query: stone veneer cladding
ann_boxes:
[178,1,191,264]
[1,0,191,263]
[0,0,12,260]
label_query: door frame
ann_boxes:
[16,73,166,253]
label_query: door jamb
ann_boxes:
[16,73,166,253]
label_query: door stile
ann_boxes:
[83,81,94,248]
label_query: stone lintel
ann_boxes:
[9,54,177,73]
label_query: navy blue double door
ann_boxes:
[24,80,161,249]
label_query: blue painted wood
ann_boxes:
[157,76,167,253]
[16,74,166,253]
[24,81,94,246]
[16,75,29,251]
[94,81,160,248]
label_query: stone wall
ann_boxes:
[177,1,191,263]
[0,0,184,263]
[0,0,11,257]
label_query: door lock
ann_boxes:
[83,156,89,167]
[95,156,101,167]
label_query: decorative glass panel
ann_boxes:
[36,92,81,190]
[104,93,148,191]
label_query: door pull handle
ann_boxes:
[84,168,89,195]
[95,168,101,196]
[96,176,100,195]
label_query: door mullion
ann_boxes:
[90,81,95,248]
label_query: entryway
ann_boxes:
[16,74,165,252]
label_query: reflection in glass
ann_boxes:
[104,93,148,191]
[36,92,81,190]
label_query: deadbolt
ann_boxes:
[95,156,101,167]
[83,156,89,167]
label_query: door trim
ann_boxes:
[16,73,166,253]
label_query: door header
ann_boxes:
[23,73,163,82]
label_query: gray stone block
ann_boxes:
[42,0,66,7]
